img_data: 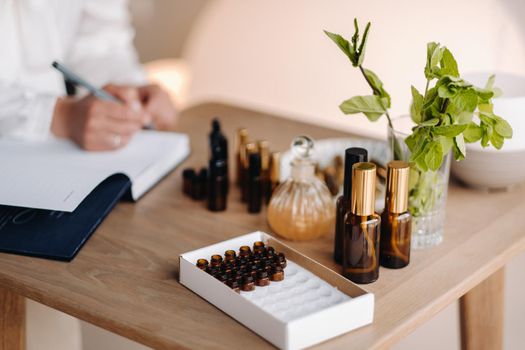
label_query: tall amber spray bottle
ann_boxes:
[343,162,381,284]
[241,142,258,202]
[333,148,367,264]
[267,152,281,203]
[247,153,263,213]
[380,161,412,269]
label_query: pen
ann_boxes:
[51,61,121,103]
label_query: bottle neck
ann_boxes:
[291,159,315,181]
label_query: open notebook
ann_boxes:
[0,131,189,261]
[0,130,190,212]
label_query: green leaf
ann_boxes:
[490,132,504,149]
[450,89,478,113]
[478,103,493,114]
[433,124,468,137]
[420,118,440,126]
[437,84,456,98]
[485,74,495,90]
[425,42,440,79]
[357,22,371,66]
[339,95,386,121]
[438,48,459,77]
[494,116,513,138]
[352,19,359,54]
[363,68,391,107]
[410,86,424,124]
[453,134,466,160]
[463,122,483,143]
[425,141,444,171]
[439,136,454,154]
[324,30,355,63]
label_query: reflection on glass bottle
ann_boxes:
[343,162,381,284]
[334,148,367,264]
[267,136,334,241]
[380,161,412,269]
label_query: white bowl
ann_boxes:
[451,72,525,189]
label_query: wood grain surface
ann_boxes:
[0,103,523,349]
[0,286,25,350]
[460,268,505,350]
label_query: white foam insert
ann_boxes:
[240,261,351,322]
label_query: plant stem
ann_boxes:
[424,79,430,98]
[358,65,393,129]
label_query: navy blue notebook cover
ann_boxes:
[0,174,131,261]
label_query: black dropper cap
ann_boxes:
[343,147,368,200]
[249,153,261,177]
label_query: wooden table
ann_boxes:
[1,103,524,350]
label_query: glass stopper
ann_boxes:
[291,136,314,159]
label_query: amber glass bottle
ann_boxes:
[333,148,367,264]
[343,162,381,284]
[236,128,249,187]
[266,152,281,203]
[380,161,412,269]
[207,159,228,212]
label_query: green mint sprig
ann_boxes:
[324,20,513,172]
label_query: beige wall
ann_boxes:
[129,0,207,62]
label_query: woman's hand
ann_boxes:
[138,84,178,130]
[51,85,147,151]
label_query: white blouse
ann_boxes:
[0,0,145,140]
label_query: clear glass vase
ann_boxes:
[267,136,335,241]
[388,116,451,249]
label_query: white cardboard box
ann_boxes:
[179,231,374,350]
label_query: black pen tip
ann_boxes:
[51,61,58,68]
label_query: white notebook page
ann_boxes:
[0,130,189,212]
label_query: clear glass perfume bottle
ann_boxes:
[267,136,335,241]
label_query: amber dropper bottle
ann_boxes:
[241,142,258,202]
[266,152,281,203]
[343,162,381,284]
[207,158,228,212]
[333,148,367,264]
[380,161,412,269]
[247,153,263,213]
[258,140,270,202]
[236,128,249,187]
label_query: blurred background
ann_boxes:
[28,0,525,349]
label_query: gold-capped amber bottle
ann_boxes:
[342,162,381,284]
[380,161,412,269]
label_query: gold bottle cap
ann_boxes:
[385,160,410,214]
[258,140,270,171]
[236,128,249,148]
[243,142,258,168]
[269,152,281,182]
[351,162,376,216]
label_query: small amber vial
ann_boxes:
[256,270,270,286]
[221,262,233,275]
[266,246,276,257]
[227,279,240,293]
[253,241,266,254]
[245,264,257,278]
[206,266,219,276]
[239,245,252,258]
[216,273,228,284]
[270,266,284,281]
[274,253,287,269]
[241,275,256,291]
[196,259,209,270]
[224,250,237,262]
[210,254,223,267]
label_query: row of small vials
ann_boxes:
[196,241,287,292]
